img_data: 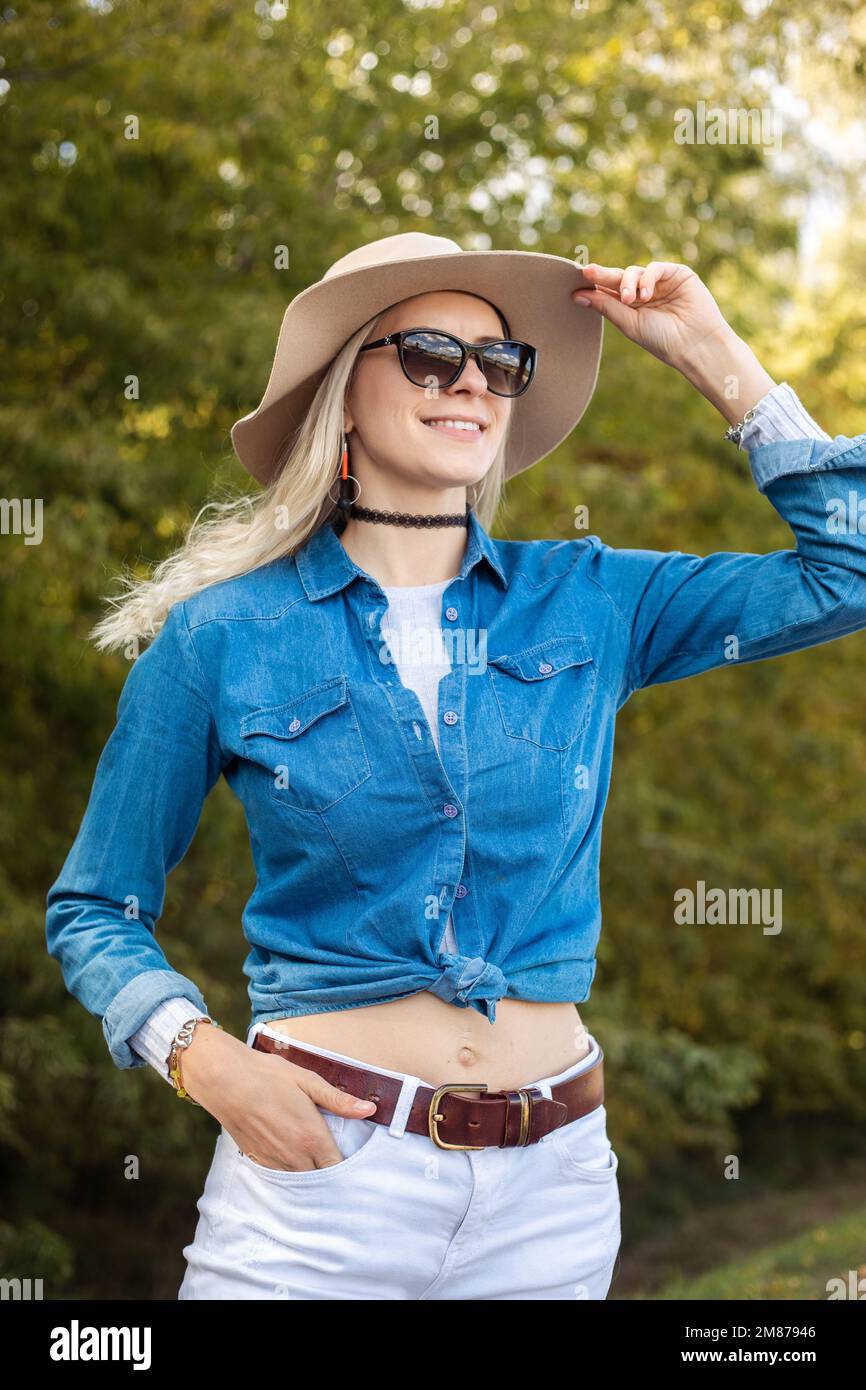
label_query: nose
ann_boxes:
[447,354,489,396]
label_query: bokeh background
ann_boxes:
[2,0,865,1299]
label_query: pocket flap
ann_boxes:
[240,677,348,741]
[488,635,592,682]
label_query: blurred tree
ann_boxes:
[0,0,864,1296]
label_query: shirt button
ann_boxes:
[538,661,553,674]
[445,606,458,621]
[288,718,301,732]
[443,710,459,725]
[443,803,459,818]
[455,883,468,898]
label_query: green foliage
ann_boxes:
[1,0,865,1296]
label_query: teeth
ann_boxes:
[424,419,482,431]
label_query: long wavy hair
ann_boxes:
[89,301,513,653]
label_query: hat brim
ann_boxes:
[230,249,603,485]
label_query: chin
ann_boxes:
[424,465,492,494]
[417,444,496,484]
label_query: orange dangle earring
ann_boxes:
[331,430,361,520]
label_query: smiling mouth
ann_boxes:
[421,418,488,437]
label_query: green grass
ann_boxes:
[642,1206,866,1300]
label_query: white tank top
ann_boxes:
[379,578,459,955]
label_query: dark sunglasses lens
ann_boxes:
[481,342,534,396]
[400,331,534,396]
[402,331,463,388]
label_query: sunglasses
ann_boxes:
[358,327,537,398]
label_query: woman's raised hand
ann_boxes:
[572,261,733,370]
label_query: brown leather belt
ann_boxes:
[252,1032,604,1150]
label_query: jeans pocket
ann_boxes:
[210,1112,389,1281]
[547,1103,619,1182]
[233,1109,384,1186]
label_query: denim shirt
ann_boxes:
[46,427,866,1070]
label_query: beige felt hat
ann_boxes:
[230,231,602,485]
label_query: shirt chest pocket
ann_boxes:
[239,676,372,814]
[487,635,596,750]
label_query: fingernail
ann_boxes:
[640,285,650,298]
[574,295,591,306]
[354,1098,376,1112]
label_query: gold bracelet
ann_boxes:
[167,1015,221,1104]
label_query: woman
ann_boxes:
[46,232,866,1300]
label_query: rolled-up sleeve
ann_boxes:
[45,602,225,1070]
[586,429,866,701]
[738,381,832,451]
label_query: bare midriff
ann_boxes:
[262,991,592,1095]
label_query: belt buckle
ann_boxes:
[428,1083,488,1150]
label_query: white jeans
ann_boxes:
[177,1022,621,1300]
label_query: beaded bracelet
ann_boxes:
[167,1015,221,1104]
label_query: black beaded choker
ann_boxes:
[336,498,471,529]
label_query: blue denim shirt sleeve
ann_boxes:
[587,430,866,701]
[45,602,225,1070]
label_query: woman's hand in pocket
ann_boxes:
[179,1026,377,1172]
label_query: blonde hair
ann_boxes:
[89,306,512,653]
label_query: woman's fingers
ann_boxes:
[297,1068,377,1119]
[643,262,666,297]
[571,258,715,363]
[575,261,666,306]
[617,266,644,303]
[579,263,624,291]
[633,261,668,301]
[572,283,640,332]
[570,259,687,345]
[572,267,640,323]
[233,1107,345,1172]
